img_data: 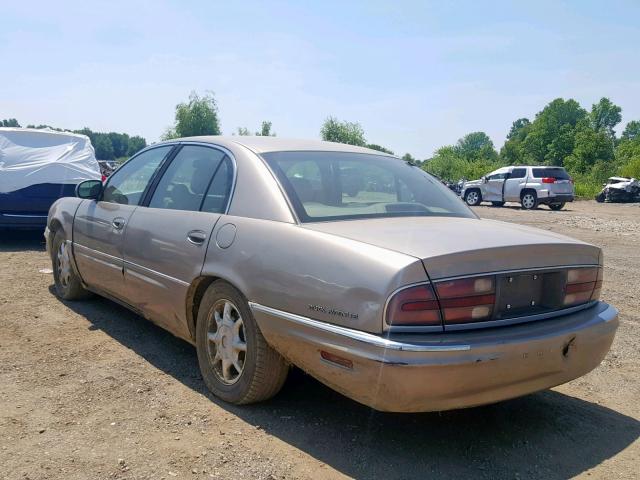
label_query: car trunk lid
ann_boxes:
[303,217,600,280]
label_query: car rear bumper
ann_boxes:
[251,301,618,412]
[537,193,574,203]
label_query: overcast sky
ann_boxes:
[2,0,639,158]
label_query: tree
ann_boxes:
[163,91,221,140]
[564,120,615,174]
[93,134,115,160]
[590,97,622,138]
[108,132,130,158]
[366,143,394,154]
[520,98,587,165]
[256,121,275,136]
[454,132,498,162]
[621,120,640,142]
[320,117,365,146]
[127,136,146,156]
[236,127,251,136]
[1,118,20,127]
[506,118,531,140]
[402,153,416,162]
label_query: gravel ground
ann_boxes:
[0,200,638,480]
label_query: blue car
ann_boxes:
[0,128,101,229]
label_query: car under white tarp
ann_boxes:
[0,128,100,228]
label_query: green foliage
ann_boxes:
[236,127,251,136]
[366,143,394,154]
[590,97,622,138]
[423,145,505,181]
[93,134,115,160]
[564,121,614,174]
[454,132,498,161]
[320,117,366,146]
[621,120,640,141]
[1,118,21,127]
[164,91,221,140]
[256,121,275,136]
[126,136,147,156]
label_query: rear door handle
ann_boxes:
[112,217,126,230]
[187,230,207,245]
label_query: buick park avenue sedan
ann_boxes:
[46,137,618,412]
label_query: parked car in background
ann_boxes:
[46,137,617,412]
[461,166,574,210]
[0,128,101,229]
[595,177,640,203]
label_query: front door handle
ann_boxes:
[187,230,207,245]
[112,217,126,230]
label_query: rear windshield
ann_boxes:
[262,151,474,222]
[531,168,570,179]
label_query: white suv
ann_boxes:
[461,166,574,210]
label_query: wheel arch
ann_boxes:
[185,274,248,342]
[520,187,536,199]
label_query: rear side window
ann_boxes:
[510,168,526,179]
[201,157,233,213]
[532,168,570,179]
[148,146,225,211]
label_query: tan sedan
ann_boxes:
[45,137,618,412]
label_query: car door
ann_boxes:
[483,173,506,201]
[73,145,174,299]
[121,144,234,337]
[503,167,527,201]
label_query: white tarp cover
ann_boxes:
[0,128,100,193]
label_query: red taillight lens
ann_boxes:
[386,284,441,326]
[435,276,495,324]
[101,174,107,183]
[542,177,556,184]
[564,267,601,306]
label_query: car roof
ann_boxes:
[506,165,567,169]
[155,135,396,157]
[608,176,631,181]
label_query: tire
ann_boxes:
[549,202,565,211]
[520,191,538,210]
[464,189,482,206]
[595,192,605,203]
[196,281,289,405]
[51,230,91,301]
[491,201,505,207]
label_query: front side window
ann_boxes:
[102,146,172,205]
[487,173,507,180]
[263,151,474,222]
[148,145,226,211]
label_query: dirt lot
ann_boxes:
[1,200,639,480]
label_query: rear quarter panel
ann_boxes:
[201,216,427,334]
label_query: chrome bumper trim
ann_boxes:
[248,302,471,352]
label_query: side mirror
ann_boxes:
[76,179,103,199]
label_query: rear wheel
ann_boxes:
[52,230,91,300]
[196,281,289,404]
[521,191,538,210]
[464,189,482,206]
[549,202,565,211]
[491,201,505,207]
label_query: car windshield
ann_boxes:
[262,151,474,222]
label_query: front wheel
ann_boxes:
[549,202,565,211]
[196,281,289,405]
[521,191,538,210]
[464,189,482,206]
[52,230,91,300]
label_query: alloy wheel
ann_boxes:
[522,194,535,209]
[57,241,72,289]
[466,191,479,205]
[206,299,247,385]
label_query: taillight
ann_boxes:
[435,276,495,324]
[564,267,602,306]
[101,174,107,183]
[542,177,556,184]
[385,284,440,326]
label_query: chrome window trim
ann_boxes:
[174,141,238,215]
[384,264,601,333]
[249,302,471,352]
